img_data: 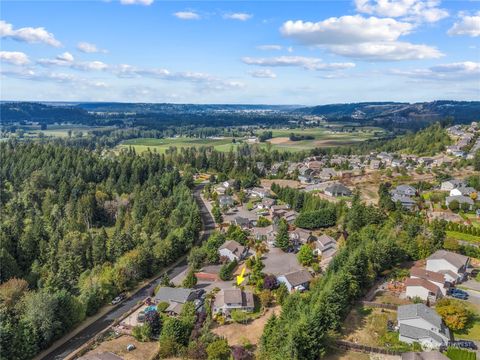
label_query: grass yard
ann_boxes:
[82,334,158,360]
[372,291,412,306]
[446,231,480,244]
[453,302,480,341]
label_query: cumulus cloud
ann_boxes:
[224,13,252,21]
[0,20,61,47]
[248,69,277,78]
[448,12,480,37]
[280,16,414,45]
[242,56,355,71]
[355,0,448,23]
[77,41,107,53]
[0,51,30,65]
[120,0,154,5]
[256,44,284,51]
[329,41,443,61]
[390,61,480,81]
[37,53,108,71]
[173,11,200,20]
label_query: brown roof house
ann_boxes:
[218,240,248,262]
[212,289,254,316]
[277,269,313,293]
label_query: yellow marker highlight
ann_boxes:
[236,266,246,285]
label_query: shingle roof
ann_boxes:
[154,287,196,304]
[399,324,445,344]
[405,278,441,294]
[219,240,246,256]
[283,269,313,287]
[410,267,446,284]
[427,250,469,269]
[317,234,336,247]
[214,289,254,308]
[398,304,443,329]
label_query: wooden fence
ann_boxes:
[359,301,398,310]
[334,340,402,356]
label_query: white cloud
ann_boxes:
[329,41,443,61]
[77,41,107,53]
[0,51,30,65]
[355,0,448,23]
[280,16,413,45]
[0,20,61,47]
[448,12,480,37]
[390,61,480,80]
[248,69,277,78]
[242,56,355,71]
[38,53,108,71]
[120,0,154,5]
[257,44,283,51]
[57,52,74,62]
[173,11,200,20]
[224,13,252,21]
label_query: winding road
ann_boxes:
[40,184,215,360]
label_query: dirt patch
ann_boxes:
[268,137,290,145]
[261,179,302,189]
[83,335,158,360]
[211,306,280,346]
[324,350,400,360]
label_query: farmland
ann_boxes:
[117,126,385,153]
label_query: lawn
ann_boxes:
[446,231,480,244]
[453,303,480,341]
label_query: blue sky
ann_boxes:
[1,0,479,104]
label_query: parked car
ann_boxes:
[448,288,468,296]
[111,293,126,305]
[451,292,468,300]
[137,310,145,323]
[449,340,477,350]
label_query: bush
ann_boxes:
[263,274,278,290]
[206,338,231,360]
[231,310,250,323]
[157,301,169,313]
[297,244,315,266]
[259,290,274,308]
[132,324,151,342]
[256,216,272,227]
[446,347,476,360]
[295,209,336,229]
[157,336,180,358]
[219,260,237,281]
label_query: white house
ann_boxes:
[410,268,447,295]
[212,289,254,316]
[440,179,466,192]
[426,250,469,283]
[249,187,270,199]
[405,278,443,302]
[398,304,452,349]
[313,234,337,259]
[277,269,313,293]
[218,240,248,262]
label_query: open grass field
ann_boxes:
[446,230,480,244]
[118,126,384,154]
[23,125,116,138]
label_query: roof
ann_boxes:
[405,278,441,294]
[398,304,443,329]
[402,351,449,360]
[282,269,313,287]
[317,234,336,247]
[446,195,474,205]
[219,240,246,256]
[214,289,254,308]
[427,250,469,269]
[166,302,184,315]
[199,265,222,274]
[154,287,196,304]
[410,267,445,284]
[396,184,416,192]
[79,352,124,360]
[399,324,445,344]
[325,183,351,195]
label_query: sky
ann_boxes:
[0,0,479,105]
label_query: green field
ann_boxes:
[446,230,480,244]
[118,126,384,153]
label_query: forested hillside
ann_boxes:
[0,142,201,359]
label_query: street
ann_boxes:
[41,184,215,360]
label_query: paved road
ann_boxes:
[42,184,215,360]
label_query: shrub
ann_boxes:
[436,298,472,331]
[157,301,169,313]
[295,209,336,229]
[263,274,278,290]
[206,338,231,360]
[157,336,179,358]
[132,324,151,342]
[219,260,237,281]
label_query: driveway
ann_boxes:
[262,245,303,276]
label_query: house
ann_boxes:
[401,351,448,360]
[449,186,476,197]
[258,197,275,209]
[298,175,314,184]
[398,304,452,349]
[289,228,315,246]
[212,289,254,315]
[445,195,474,210]
[252,225,276,245]
[233,216,253,229]
[405,278,443,302]
[392,184,417,197]
[319,168,337,180]
[218,240,248,262]
[313,234,337,258]
[440,179,466,191]
[426,250,470,282]
[277,269,313,292]
[249,187,270,199]
[218,195,234,208]
[410,268,447,295]
[324,183,352,197]
[195,265,222,282]
[392,194,417,211]
[284,210,298,224]
[154,287,202,315]
[377,152,393,164]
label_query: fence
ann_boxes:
[359,301,398,310]
[334,340,402,356]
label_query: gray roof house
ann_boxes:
[212,289,254,316]
[324,183,352,197]
[154,287,201,315]
[289,228,315,246]
[252,225,276,245]
[440,179,466,191]
[426,250,469,282]
[392,193,417,211]
[445,195,474,210]
[449,186,476,197]
[392,184,417,197]
[313,234,337,258]
[218,195,234,208]
[218,240,248,262]
[398,304,452,349]
[277,269,313,293]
